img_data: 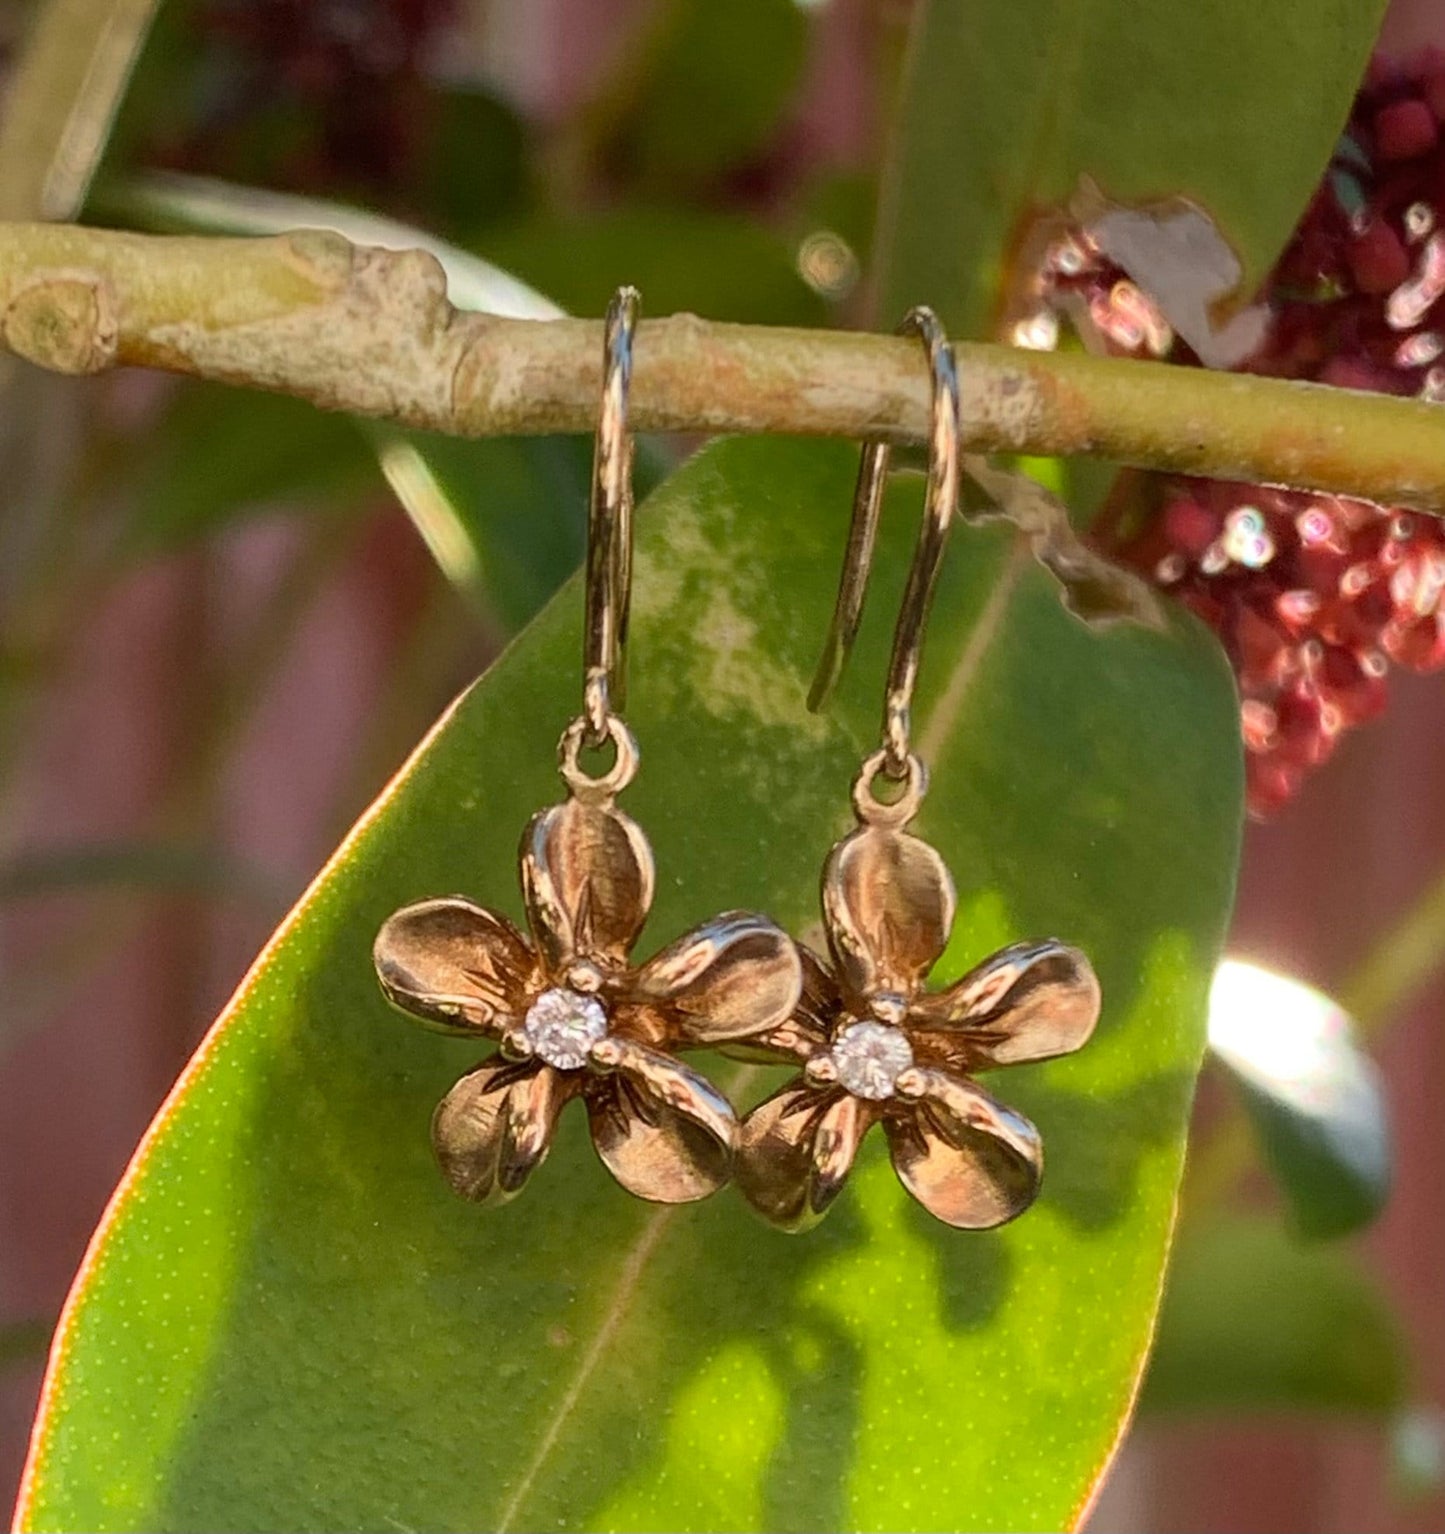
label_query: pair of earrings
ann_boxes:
[373,289,1101,1233]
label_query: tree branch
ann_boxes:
[2,220,1444,511]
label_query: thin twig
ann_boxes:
[1,222,1444,510]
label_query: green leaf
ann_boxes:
[124,382,377,555]
[372,429,591,632]
[0,0,159,220]
[479,208,829,326]
[1140,1216,1406,1415]
[879,0,1387,335]
[1209,960,1391,1239]
[19,438,1242,1533]
[619,0,809,184]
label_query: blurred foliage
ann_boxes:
[1208,961,1392,1240]
[372,430,592,631]
[1228,1035,1392,1241]
[478,207,828,324]
[126,383,377,555]
[1142,1217,1406,1415]
[604,0,808,186]
[0,1319,51,1369]
[0,840,286,908]
[0,0,158,220]
[415,85,529,240]
[98,0,463,217]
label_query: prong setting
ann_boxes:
[501,1026,534,1061]
[804,1053,839,1087]
[589,1036,624,1071]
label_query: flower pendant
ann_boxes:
[376,775,801,1207]
[735,820,1100,1231]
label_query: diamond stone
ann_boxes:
[523,987,608,1070]
[830,1019,914,1100]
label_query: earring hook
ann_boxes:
[808,305,961,781]
[582,285,639,746]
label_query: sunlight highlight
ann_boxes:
[1208,958,1381,1133]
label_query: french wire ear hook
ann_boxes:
[734,302,1099,1236]
[375,279,809,1214]
[808,306,961,782]
[582,285,640,746]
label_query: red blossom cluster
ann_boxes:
[1024,55,1445,815]
[1123,479,1445,812]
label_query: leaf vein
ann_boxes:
[492,1205,675,1532]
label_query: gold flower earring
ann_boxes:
[734,307,1102,1233]
[374,287,802,1208]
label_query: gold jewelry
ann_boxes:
[373,287,802,1207]
[735,307,1102,1233]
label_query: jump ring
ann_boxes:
[559,714,640,802]
[851,748,927,829]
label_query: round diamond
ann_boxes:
[523,987,608,1070]
[830,1019,914,1100]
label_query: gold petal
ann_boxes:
[757,943,843,1059]
[630,911,803,1045]
[520,798,655,972]
[822,825,955,1005]
[912,940,1101,1068]
[585,1040,737,1203]
[431,1058,574,1204]
[736,1082,873,1232]
[886,1068,1042,1229]
[374,897,535,1035]
[798,944,844,1032]
[715,944,841,1064]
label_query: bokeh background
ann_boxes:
[2,2,1445,1530]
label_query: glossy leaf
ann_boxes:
[1208,960,1391,1239]
[1140,1216,1406,1415]
[880,0,1387,334]
[18,438,1242,1533]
